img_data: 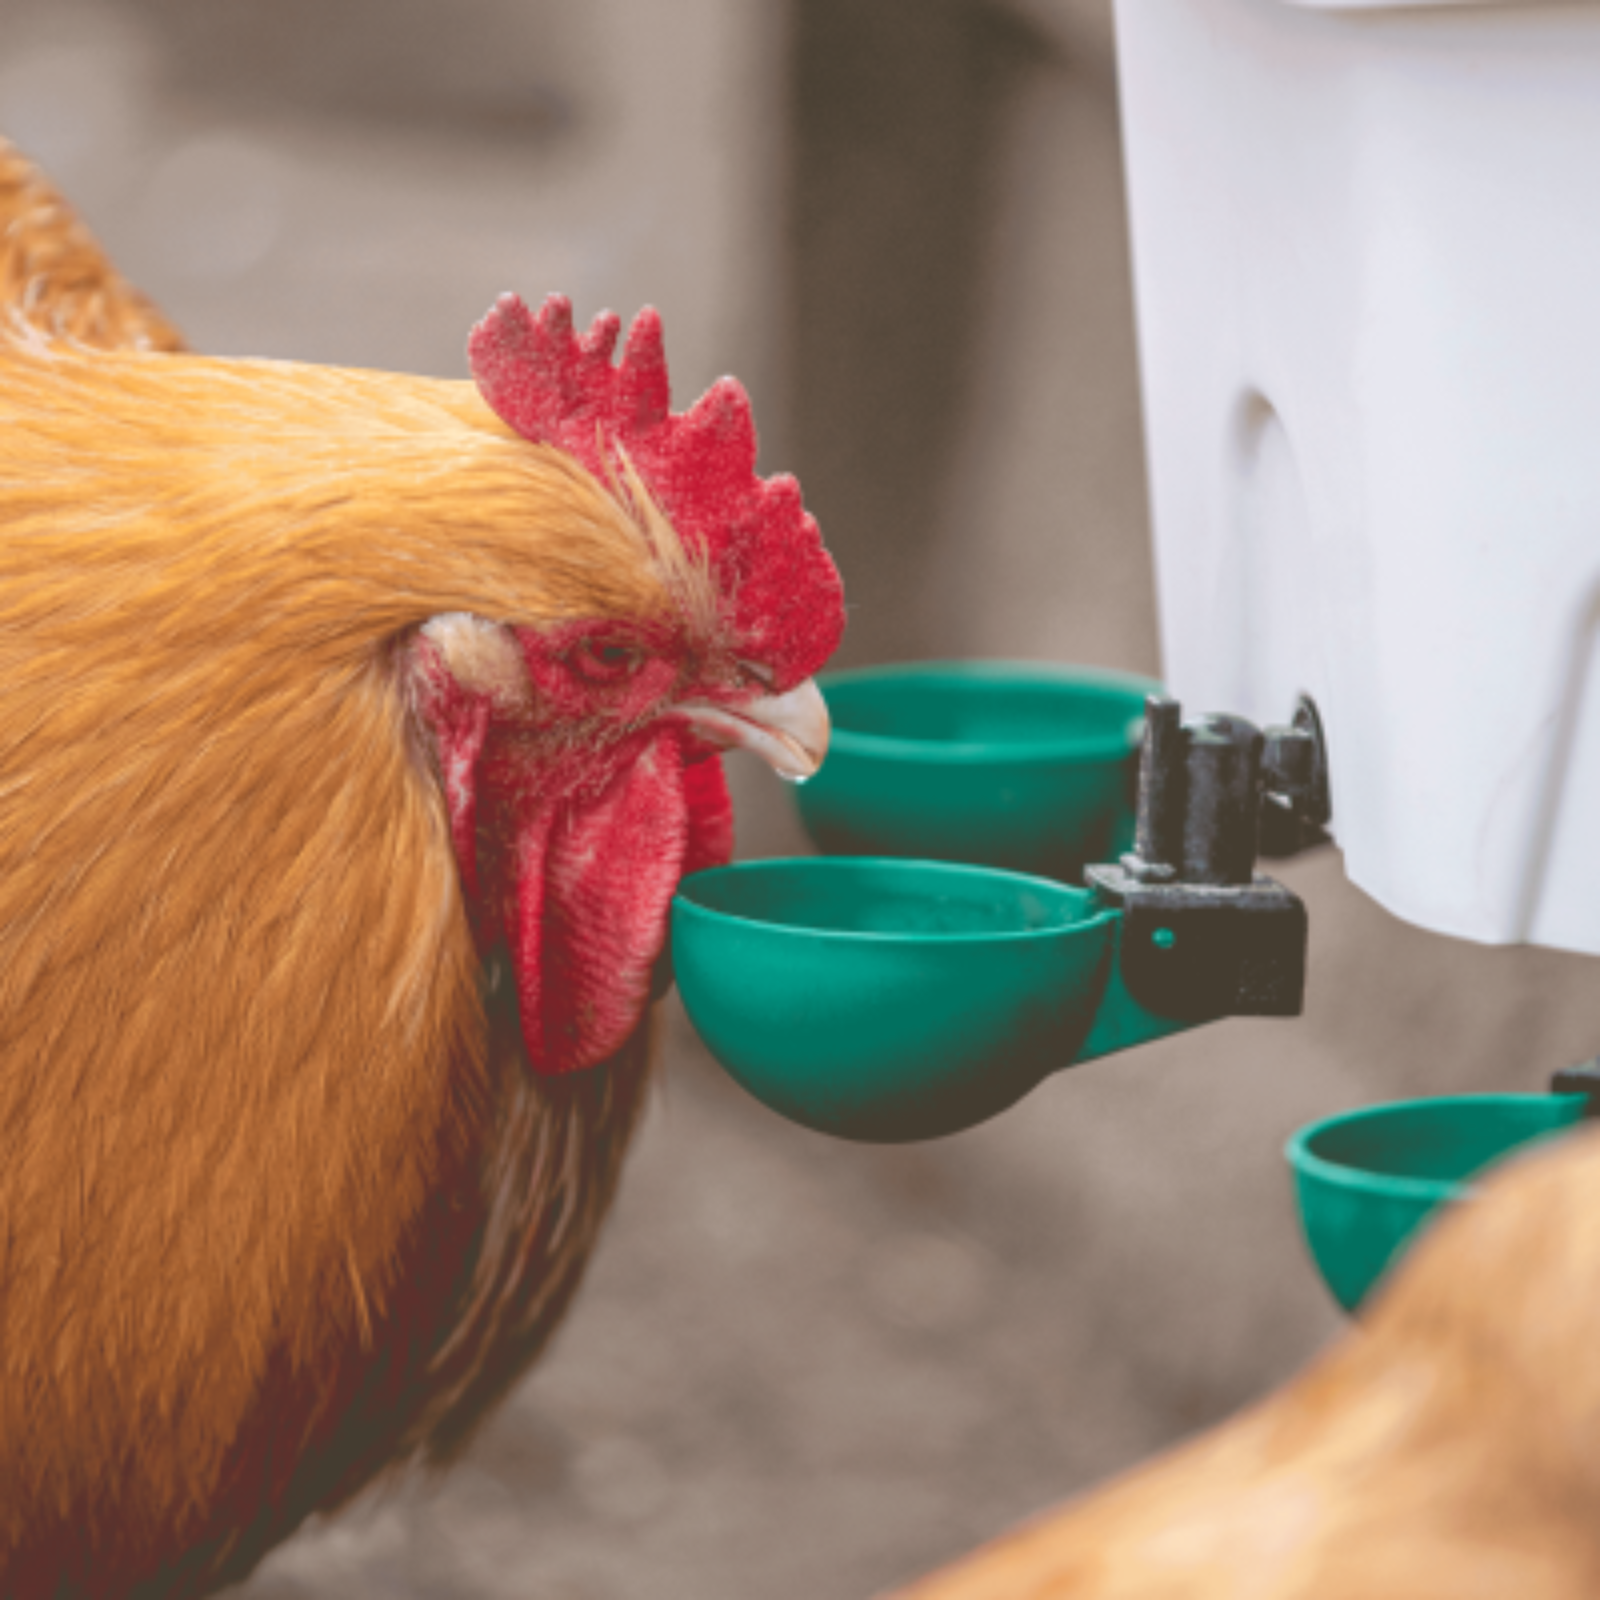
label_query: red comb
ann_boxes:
[469,292,843,688]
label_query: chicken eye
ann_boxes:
[569,636,645,684]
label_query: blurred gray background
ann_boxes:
[6,0,1600,1595]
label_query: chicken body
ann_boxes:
[0,141,842,1595]
[897,1127,1600,1600]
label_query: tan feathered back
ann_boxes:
[0,136,187,353]
[897,1125,1600,1599]
[0,141,664,1593]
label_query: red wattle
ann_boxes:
[681,754,733,878]
[506,735,731,1075]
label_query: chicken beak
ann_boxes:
[673,678,831,781]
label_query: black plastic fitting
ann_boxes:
[1086,693,1328,1023]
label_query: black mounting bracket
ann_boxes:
[1087,866,1308,1022]
[1550,1057,1600,1116]
[1259,696,1334,859]
[1085,694,1329,1022]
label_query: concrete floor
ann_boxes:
[5,1,1600,1594]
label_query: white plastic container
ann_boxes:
[1113,0,1600,953]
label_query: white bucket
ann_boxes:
[1113,0,1600,953]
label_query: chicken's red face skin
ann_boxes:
[415,290,844,1078]
[413,616,745,1075]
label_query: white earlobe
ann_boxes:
[418,613,532,711]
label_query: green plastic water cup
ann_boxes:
[672,858,1185,1142]
[794,662,1162,881]
[1287,1093,1588,1315]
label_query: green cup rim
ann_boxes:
[1285,1092,1588,1205]
[674,856,1118,946]
[817,660,1164,767]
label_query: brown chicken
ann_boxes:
[0,138,843,1596]
[897,1123,1600,1599]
